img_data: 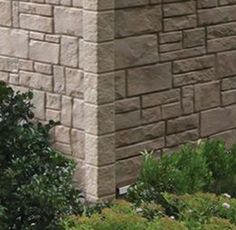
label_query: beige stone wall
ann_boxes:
[2,0,236,199]
[114,0,236,187]
[0,0,116,201]
[0,0,86,190]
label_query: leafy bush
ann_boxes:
[136,146,211,195]
[128,140,236,209]
[62,193,236,230]
[201,140,236,195]
[62,200,187,230]
[62,200,148,230]
[165,192,236,229]
[0,82,83,229]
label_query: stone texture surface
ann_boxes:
[2,0,236,200]
[114,0,236,192]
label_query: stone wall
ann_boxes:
[114,0,236,187]
[2,0,236,200]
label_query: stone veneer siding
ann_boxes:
[1,0,236,200]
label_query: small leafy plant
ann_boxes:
[0,82,83,229]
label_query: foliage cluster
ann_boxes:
[62,194,236,230]
[128,140,236,210]
[0,82,83,229]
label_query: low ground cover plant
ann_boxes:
[62,194,236,230]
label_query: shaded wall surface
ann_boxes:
[1,0,236,199]
[114,0,236,187]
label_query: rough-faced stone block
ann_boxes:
[84,73,114,104]
[86,164,116,197]
[164,15,196,32]
[142,106,161,124]
[46,93,61,110]
[173,55,215,74]
[174,68,216,87]
[116,137,163,161]
[201,105,236,137]
[162,102,182,119]
[0,28,28,58]
[198,0,217,8]
[207,22,236,40]
[115,6,161,37]
[142,89,180,108]
[116,156,141,186]
[183,28,205,48]
[116,110,141,130]
[222,76,236,91]
[163,1,195,17]
[55,125,70,144]
[195,82,220,111]
[19,2,52,16]
[198,6,236,26]
[0,56,18,72]
[65,68,84,97]
[84,10,114,42]
[166,129,198,147]
[61,36,78,67]
[83,0,114,10]
[182,86,194,115]
[84,103,114,135]
[127,63,172,96]
[217,50,236,78]
[115,71,126,99]
[30,40,59,64]
[0,1,11,26]
[20,14,52,33]
[73,98,84,130]
[0,71,8,82]
[84,41,114,73]
[71,129,85,159]
[115,97,140,113]
[160,47,205,62]
[54,6,82,36]
[115,35,158,69]
[222,89,236,106]
[61,96,72,126]
[85,134,115,166]
[167,114,199,134]
[31,90,45,120]
[212,129,236,147]
[35,62,52,75]
[19,71,53,91]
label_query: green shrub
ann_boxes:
[129,146,210,197]
[0,82,83,229]
[147,217,188,230]
[128,140,236,209]
[63,193,236,230]
[165,192,236,229]
[203,217,236,230]
[201,140,236,195]
[62,200,148,230]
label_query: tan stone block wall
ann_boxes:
[2,0,236,199]
[0,0,87,191]
[0,0,116,201]
[114,0,236,187]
